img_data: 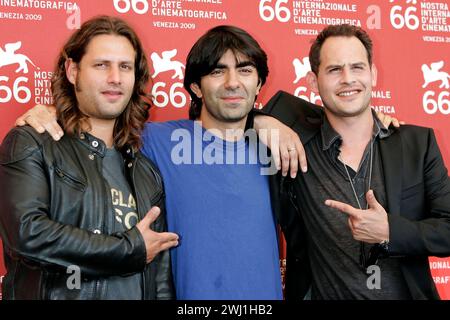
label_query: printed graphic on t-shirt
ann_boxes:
[111,188,137,230]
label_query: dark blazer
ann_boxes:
[263,90,450,300]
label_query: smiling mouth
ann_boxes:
[337,89,361,97]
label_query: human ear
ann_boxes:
[65,58,78,85]
[190,82,203,99]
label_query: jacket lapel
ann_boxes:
[379,130,403,215]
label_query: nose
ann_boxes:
[224,69,240,90]
[107,65,121,85]
[340,67,355,85]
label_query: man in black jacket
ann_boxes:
[262,24,450,299]
[0,16,179,300]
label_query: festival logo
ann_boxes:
[151,49,185,80]
[422,61,450,89]
[291,56,321,105]
[150,48,188,109]
[292,57,310,84]
[0,41,38,74]
[0,41,39,104]
[421,60,450,115]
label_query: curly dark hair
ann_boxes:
[51,15,151,150]
[309,24,373,75]
[184,25,268,120]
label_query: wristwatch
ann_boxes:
[378,239,390,258]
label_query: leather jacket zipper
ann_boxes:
[54,166,86,191]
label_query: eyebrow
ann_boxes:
[214,61,256,69]
[325,62,367,70]
[92,59,134,64]
[324,64,344,71]
[350,62,367,67]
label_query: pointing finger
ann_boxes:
[325,199,360,218]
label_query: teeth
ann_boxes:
[338,91,358,97]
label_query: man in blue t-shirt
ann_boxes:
[142,120,281,299]
[139,26,284,299]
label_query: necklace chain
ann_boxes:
[339,140,374,210]
[339,140,374,272]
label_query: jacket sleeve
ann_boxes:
[388,128,450,256]
[152,195,175,300]
[255,90,324,143]
[261,90,323,125]
[0,128,146,277]
[269,173,312,300]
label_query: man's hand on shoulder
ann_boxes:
[16,104,64,141]
[254,114,307,178]
[375,111,405,129]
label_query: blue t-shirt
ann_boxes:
[141,120,282,300]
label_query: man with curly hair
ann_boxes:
[0,16,179,300]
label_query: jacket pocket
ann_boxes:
[54,166,86,192]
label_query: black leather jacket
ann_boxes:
[0,126,174,300]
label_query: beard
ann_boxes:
[73,75,129,121]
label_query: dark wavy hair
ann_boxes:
[309,24,373,75]
[184,25,268,120]
[51,15,151,150]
